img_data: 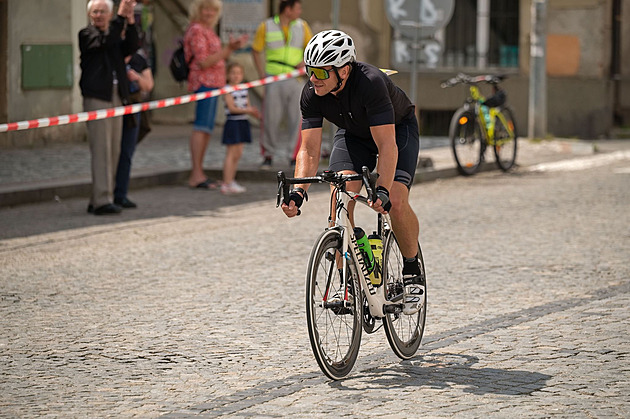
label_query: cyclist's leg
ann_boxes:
[389,113,420,259]
[389,115,425,315]
[389,182,419,258]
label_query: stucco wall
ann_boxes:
[0,0,85,147]
[0,0,624,147]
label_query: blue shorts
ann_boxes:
[222,119,252,145]
[328,114,420,188]
[193,85,219,134]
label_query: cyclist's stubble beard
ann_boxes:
[311,71,346,97]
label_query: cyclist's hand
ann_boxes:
[281,200,300,217]
[369,186,392,214]
[281,188,306,217]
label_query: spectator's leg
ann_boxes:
[115,113,140,201]
[261,82,282,161]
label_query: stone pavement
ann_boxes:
[1,122,626,208]
[1,154,629,418]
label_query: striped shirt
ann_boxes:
[224,89,249,121]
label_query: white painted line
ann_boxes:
[527,150,630,172]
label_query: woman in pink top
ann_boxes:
[184,0,247,189]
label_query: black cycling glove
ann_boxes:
[375,186,392,212]
[289,187,308,208]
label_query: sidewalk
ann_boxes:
[0,123,625,208]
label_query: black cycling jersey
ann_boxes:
[300,61,415,140]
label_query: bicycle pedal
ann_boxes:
[384,303,403,315]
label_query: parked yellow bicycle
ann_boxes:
[441,73,518,176]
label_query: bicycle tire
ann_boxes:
[493,106,518,171]
[450,107,484,176]
[306,229,362,380]
[382,232,426,359]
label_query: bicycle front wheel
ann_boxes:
[450,107,484,176]
[493,106,518,171]
[306,229,362,380]
[382,232,426,359]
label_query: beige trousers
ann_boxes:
[83,90,122,207]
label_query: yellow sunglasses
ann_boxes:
[305,66,331,80]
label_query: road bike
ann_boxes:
[441,73,518,176]
[277,168,427,380]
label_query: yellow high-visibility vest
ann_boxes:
[264,15,305,75]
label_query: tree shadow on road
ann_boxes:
[332,352,551,396]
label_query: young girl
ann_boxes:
[220,62,261,194]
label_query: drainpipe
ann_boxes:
[528,0,548,139]
[611,0,622,125]
[477,0,490,68]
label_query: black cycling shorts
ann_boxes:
[328,114,419,188]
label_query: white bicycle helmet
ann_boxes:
[304,30,356,68]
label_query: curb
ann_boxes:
[0,159,502,208]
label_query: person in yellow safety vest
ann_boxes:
[252,0,313,170]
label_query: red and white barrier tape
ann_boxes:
[0,68,306,133]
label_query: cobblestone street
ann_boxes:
[1,156,629,417]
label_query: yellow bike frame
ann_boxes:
[469,85,515,147]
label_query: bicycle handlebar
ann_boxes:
[440,72,506,88]
[276,167,379,216]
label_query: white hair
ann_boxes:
[87,0,114,14]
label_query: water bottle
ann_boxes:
[368,232,383,286]
[354,227,374,274]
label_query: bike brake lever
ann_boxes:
[277,171,301,216]
[276,171,287,207]
[361,166,378,203]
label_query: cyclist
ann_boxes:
[281,30,424,315]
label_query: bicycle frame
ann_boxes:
[333,187,398,319]
[468,85,515,146]
[277,169,402,319]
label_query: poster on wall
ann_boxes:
[220,0,265,51]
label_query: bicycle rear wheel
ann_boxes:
[382,232,426,359]
[306,229,362,380]
[450,107,484,176]
[493,107,518,171]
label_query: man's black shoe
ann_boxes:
[87,204,94,213]
[114,197,137,208]
[93,203,122,215]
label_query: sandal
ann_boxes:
[192,178,219,190]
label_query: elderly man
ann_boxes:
[79,0,138,215]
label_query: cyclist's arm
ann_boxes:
[294,127,322,188]
[370,123,397,214]
[281,127,322,217]
[370,124,397,191]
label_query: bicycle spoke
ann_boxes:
[450,109,483,176]
[382,233,426,359]
[306,230,362,379]
[494,107,518,171]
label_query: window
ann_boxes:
[440,0,519,69]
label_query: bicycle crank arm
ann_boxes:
[383,303,403,315]
[323,300,354,315]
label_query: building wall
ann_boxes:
[408,0,615,138]
[618,0,630,123]
[0,0,626,148]
[0,0,85,147]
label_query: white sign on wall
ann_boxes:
[385,0,454,69]
[220,0,265,48]
[385,0,454,38]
